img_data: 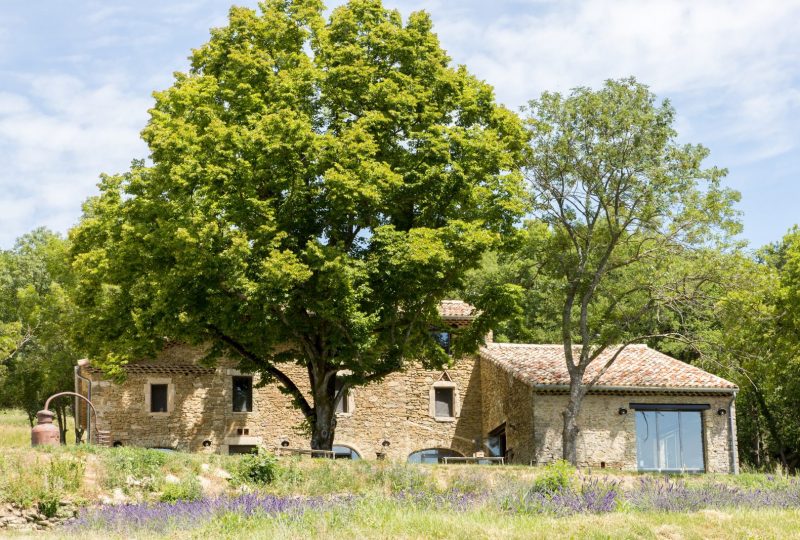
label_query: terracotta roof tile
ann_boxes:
[480,343,737,391]
[438,300,476,320]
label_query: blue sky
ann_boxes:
[1,0,799,249]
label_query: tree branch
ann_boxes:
[207,325,313,418]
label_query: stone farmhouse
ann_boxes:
[76,301,739,473]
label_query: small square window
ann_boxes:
[434,387,454,418]
[335,378,350,414]
[150,384,168,413]
[233,376,253,413]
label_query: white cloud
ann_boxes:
[1,0,798,248]
[418,0,800,165]
[0,74,150,246]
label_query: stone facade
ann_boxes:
[80,341,739,473]
[81,344,485,461]
[530,393,736,473]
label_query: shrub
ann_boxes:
[276,458,305,488]
[47,454,85,492]
[529,460,575,494]
[101,447,169,493]
[233,450,278,486]
[37,492,61,518]
[0,453,84,508]
[159,476,203,503]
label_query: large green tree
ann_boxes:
[71,0,526,450]
[519,78,741,464]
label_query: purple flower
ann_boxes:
[70,493,350,533]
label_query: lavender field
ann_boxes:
[2,433,800,538]
[65,464,800,539]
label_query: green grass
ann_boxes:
[46,500,800,539]
[0,408,32,448]
[2,411,800,539]
[185,503,800,540]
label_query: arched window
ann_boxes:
[332,445,361,460]
[407,448,463,464]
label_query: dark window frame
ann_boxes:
[332,445,361,460]
[232,376,253,413]
[150,383,168,413]
[434,386,455,418]
[634,408,707,472]
[487,422,507,458]
[630,403,711,411]
[335,377,350,414]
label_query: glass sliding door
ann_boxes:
[635,410,705,472]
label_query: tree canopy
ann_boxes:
[506,78,741,463]
[70,0,526,449]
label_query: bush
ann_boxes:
[529,460,575,494]
[233,450,278,485]
[159,476,203,503]
[0,453,84,508]
[101,447,169,492]
[37,492,61,518]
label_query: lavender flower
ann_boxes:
[70,493,349,533]
[502,477,619,516]
[394,488,481,512]
[628,477,800,512]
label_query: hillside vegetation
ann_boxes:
[2,409,800,538]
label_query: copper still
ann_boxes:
[31,409,61,446]
[31,391,101,447]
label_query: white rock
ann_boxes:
[214,468,231,480]
[164,474,180,484]
[112,488,127,504]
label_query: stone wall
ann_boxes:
[0,502,77,532]
[478,358,535,464]
[82,345,737,471]
[82,344,485,461]
[532,393,737,473]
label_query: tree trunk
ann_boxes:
[751,385,789,470]
[562,379,585,465]
[309,397,336,451]
[54,403,68,444]
[309,368,337,452]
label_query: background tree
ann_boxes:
[0,229,78,442]
[699,228,800,471]
[518,78,741,464]
[70,0,526,450]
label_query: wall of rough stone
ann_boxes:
[0,502,77,532]
[531,393,736,473]
[83,344,737,471]
[83,344,485,461]
[478,358,535,464]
